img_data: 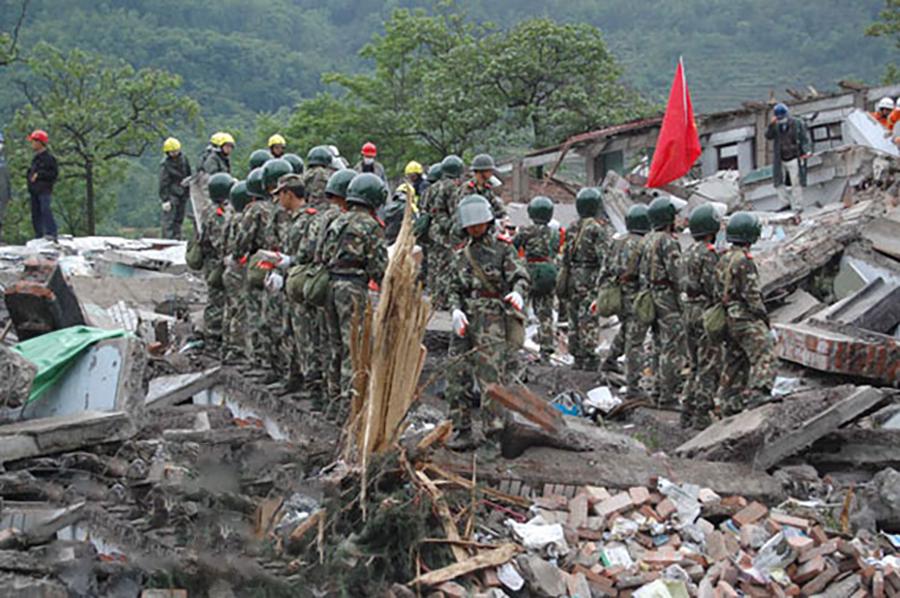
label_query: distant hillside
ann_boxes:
[0,0,893,123]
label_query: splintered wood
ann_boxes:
[344,203,431,463]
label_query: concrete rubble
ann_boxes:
[0,156,898,595]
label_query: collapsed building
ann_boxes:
[0,84,899,597]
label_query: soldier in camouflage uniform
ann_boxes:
[233,166,273,368]
[258,159,295,382]
[456,154,507,221]
[639,196,687,404]
[302,146,336,204]
[597,205,651,394]
[513,196,559,359]
[423,155,466,309]
[558,187,612,371]
[222,180,250,362]
[321,173,388,415]
[198,173,234,349]
[715,212,776,415]
[446,194,530,449]
[680,204,723,428]
[158,137,191,240]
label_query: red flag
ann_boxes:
[647,58,701,188]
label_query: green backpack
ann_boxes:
[634,290,656,324]
[248,251,276,289]
[703,251,741,342]
[185,235,204,271]
[302,264,330,307]
[594,281,622,317]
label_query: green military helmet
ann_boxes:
[457,194,493,228]
[527,196,554,224]
[471,153,495,172]
[325,168,356,198]
[262,158,293,191]
[648,196,677,230]
[689,203,722,239]
[346,172,388,209]
[229,180,250,213]
[247,167,265,198]
[625,204,651,235]
[249,149,273,171]
[307,145,333,167]
[575,187,603,218]
[441,154,465,178]
[426,163,442,183]
[208,172,235,203]
[726,212,761,245]
[283,153,304,174]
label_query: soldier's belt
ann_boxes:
[526,256,551,263]
[329,271,367,284]
[470,290,502,299]
[650,280,673,288]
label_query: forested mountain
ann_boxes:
[0,0,894,239]
[1,0,892,121]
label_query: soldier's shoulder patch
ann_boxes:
[216,207,225,217]
[305,207,317,215]
[496,233,513,244]
[466,180,476,189]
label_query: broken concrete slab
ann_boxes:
[1,502,87,546]
[0,343,37,409]
[768,288,823,325]
[146,367,221,409]
[817,277,900,333]
[863,215,900,261]
[0,411,136,464]
[433,446,785,503]
[676,386,892,470]
[807,429,900,472]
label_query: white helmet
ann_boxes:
[876,97,895,111]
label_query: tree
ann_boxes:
[10,43,199,235]
[866,0,900,83]
[0,0,28,67]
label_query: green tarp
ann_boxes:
[12,325,129,403]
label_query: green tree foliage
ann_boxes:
[5,43,199,239]
[866,0,900,83]
[0,0,27,67]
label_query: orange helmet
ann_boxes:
[27,129,49,144]
[361,141,377,157]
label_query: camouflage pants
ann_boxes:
[531,292,555,357]
[222,266,247,360]
[426,243,454,309]
[622,305,650,392]
[204,284,225,345]
[566,289,600,369]
[608,319,626,363]
[290,301,328,402]
[263,289,287,376]
[649,289,686,404]
[325,279,369,411]
[718,316,776,416]
[161,196,187,240]
[243,285,267,366]
[444,302,515,435]
[680,302,722,428]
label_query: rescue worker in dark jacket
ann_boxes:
[159,137,192,239]
[25,129,59,240]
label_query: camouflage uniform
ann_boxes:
[457,179,507,220]
[679,240,722,427]
[158,153,191,239]
[446,232,530,436]
[602,232,648,391]
[513,223,559,357]
[301,166,334,205]
[199,202,229,346]
[233,197,273,366]
[222,208,248,361]
[310,201,343,400]
[261,203,294,376]
[714,247,776,415]
[639,230,686,403]
[200,148,230,176]
[322,206,387,410]
[560,217,612,370]
[424,177,463,309]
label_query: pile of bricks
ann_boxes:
[489,478,900,597]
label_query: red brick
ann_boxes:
[799,563,838,596]
[534,494,569,510]
[583,486,612,505]
[706,531,729,562]
[769,512,811,531]
[594,492,632,518]
[739,581,771,598]
[874,570,886,598]
[655,498,676,520]
[720,495,748,510]
[810,525,829,545]
[786,535,814,552]
[568,494,589,530]
[732,501,768,527]
[799,538,839,563]
[793,555,825,584]
[715,580,738,598]
[628,486,651,505]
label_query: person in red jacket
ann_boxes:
[25,129,59,241]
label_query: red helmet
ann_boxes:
[361,141,377,157]
[27,129,49,144]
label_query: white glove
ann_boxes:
[265,271,284,293]
[161,201,172,213]
[504,291,524,312]
[224,255,235,269]
[275,253,293,269]
[451,309,469,337]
